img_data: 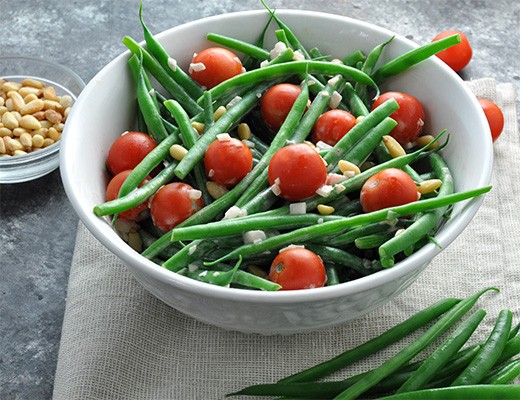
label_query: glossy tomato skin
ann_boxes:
[312,109,356,146]
[150,182,203,232]
[204,137,253,188]
[432,30,472,72]
[360,168,419,213]
[261,83,302,132]
[372,92,425,146]
[268,247,327,290]
[478,98,504,142]
[268,143,328,201]
[105,169,150,221]
[189,47,243,89]
[106,131,157,175]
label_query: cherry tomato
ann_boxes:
[478,98,504,142]
[268,247,326,290]
[189,47,243,89]
[204,137,253,188]
[372,92,425,145]
[150,182,203,233]
[106,131,157,175]
[312,109,357,146]
[268,143,327,201]
[105,170,150,221]
[360,168,419,213]
[261,83,302,131]
[432,30,472,72]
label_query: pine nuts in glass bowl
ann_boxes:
[0,56,85,183]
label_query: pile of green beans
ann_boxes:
[94,1,490,291]
[228,288,520,399]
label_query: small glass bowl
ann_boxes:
[0,56,85,183]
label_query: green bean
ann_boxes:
[451,309,513,386]
[342,49,366,67]
[184,257,242,286]
[202,60,379,104]
[316,221,393,247]
[207,186,490,266]
[207,32,271,61]
[325,264,340,286]
[482,357,520,384]
[122,36,203,116]
[333,288,497,399]
[202,91,214,131]
[210,263,281,291]
[355,231,396,250]
[373,139,423,183]
[279,297,460,383]
[306,244,375,276]
[94,160,177,217]
[242,12,274,70]
[171,214,342,242]
[174,80,273,179]
[162,239,212,272]
[508,321,520,339]
[138,3,203,99]
[239,186,278,215]
[275,29,291,49]
[379,152,454,267]
[372,34,461,84]
[375,385,520,400]
[396,309,486,393]
[498,335,520,364]
[322,98,398,166]
[342,82,369,117]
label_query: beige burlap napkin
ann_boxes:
[53,79,519,399]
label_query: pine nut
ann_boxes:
[13,149,27,156]
[23,93,39,103]
[43,86,58,100]
[32,128,48,137]
[19,132,33,147]
[127,230,143,253]
[20,99,44,115]
[63,107,71,120]
[32,111,46,120]
[7,91,25,111]
[206,181,228,199]
[45,109,62,124]
[43,99,63,112]
[338,159,361,177]
[22,78,45,89]
[355,115,365,124]
[11,111,22,122]
[6,137,24,152]
[5,98,14,111]
[415,135,439,149]
[0,106,8,116]
[317,204,335,215]
[191,121,205,134]
[32,134,44,148]
[247,265,268,279]
[47,127,61,142]
[417,179,443,195]
[2,81,21,92]
[0,127,12,137]
[60,95,73,108]
[213,105,227,121]
[18,86,41,98]
[169,144,188,160]
[2,112,19,129]
[0,97,4,107]
[53,122,64,132]
[12,127,27,137]
[40,120,52,129]
[19,115,42,130]
[42,138,55,147]
[383,135,406,158]
[0,138,5,154]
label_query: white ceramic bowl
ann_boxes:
[0,56,85,183]
[61,10,492,334]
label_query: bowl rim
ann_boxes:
[61,8,493,304]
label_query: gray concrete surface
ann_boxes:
[1,0,518,399]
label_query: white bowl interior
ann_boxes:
[60,10,492,331]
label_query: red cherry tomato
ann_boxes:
[261,83,302,131]
[268,247,326,290]
[312,109,357,146]
[189,47,243,89]
[105,170,150,221]
[478,98,504,142]
[204,137,253,188]
[106,131,157,175]
[372,92,425,145]
[432,30,472,72]
[360,168,419,213]
[150,182,203,233]
[268,143,328,201]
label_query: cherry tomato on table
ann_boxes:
[311,109,357,146]
[189,47,243,89]
[372,92,425,146]
[268,247,327,290]
[360,168,419,213]
[261,83,303,132]
[478,98,504,142]
[150,182,203,233]
[106,131,157,175]
[105,169,150,221]
[268,143,328,201]
[204,137,253,188]
[432,30,472,72]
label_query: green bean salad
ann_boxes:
[94,2,491,291]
